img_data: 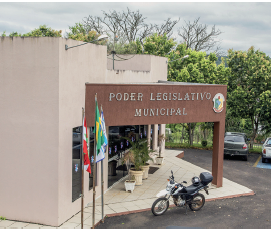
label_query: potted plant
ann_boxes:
[122,151,136,193]
[139,141,155,179]
[156,134,166,165]
[123,136,144,186]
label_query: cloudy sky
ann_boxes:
[0,2,271,56]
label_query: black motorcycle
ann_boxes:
[151,170,213,216]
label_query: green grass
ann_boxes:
[165,142,213,150]
[249,148,262,154]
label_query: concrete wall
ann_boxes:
[106,55,167,83]
[107,54,152,71]
[0,37,167,226]
[58,38,108,225]
[0,37,60,225]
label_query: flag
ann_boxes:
[83,114,91,173]
[93,98,105,162]
[96,109,108,162]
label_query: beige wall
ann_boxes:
[58,38,108,224]
[0,37,60,225]
[107,54,152,71]
[0,37,167,226]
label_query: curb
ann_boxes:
[101,190,255,219]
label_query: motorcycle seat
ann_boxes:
[185,184,202,194]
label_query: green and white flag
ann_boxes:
[93,98,105,162]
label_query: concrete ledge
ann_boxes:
[176,151,184,159]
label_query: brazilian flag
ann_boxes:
[93,99,105,157]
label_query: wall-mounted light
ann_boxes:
[65,34,109,50]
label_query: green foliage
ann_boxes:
[1,31,6,37]
[201,140,208,147]
[227,47,271,145]
[0,216,6,220]
[225,109,252,135]
[165,142,213,150]
[140,33,176,56]
[9,31,22,37]
[123,137,152,171]
[23,25,62,37]
[168,43,229,84]
[7,25,62,37]
[67,23,106,45]
[108,40,139,54]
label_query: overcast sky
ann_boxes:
[0,2,271,56]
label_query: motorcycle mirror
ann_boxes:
[183,181,187,184]
[171,170,173,175]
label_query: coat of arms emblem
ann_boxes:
[213,93,225,113]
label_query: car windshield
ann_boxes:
[224,135,245,142]
[265,138,271,146]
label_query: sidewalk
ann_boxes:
[0,149,254,228]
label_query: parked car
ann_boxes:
[262,137,271,163]
[224,132,249,161]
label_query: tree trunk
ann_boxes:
[189,123,192,145]
[203,128,206,141]
[181,125,184,143]
[250,117,259,149]
[188,123,196,146]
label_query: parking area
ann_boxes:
[97,149,271,228]
[254,155,271,169]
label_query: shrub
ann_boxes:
[201,140,208,147]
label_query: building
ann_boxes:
[0,37,167,226]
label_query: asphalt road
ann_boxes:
[97,149,271,229]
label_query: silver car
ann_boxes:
[224,132,249,161]
[262,137,271,163]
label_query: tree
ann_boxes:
[167,43,229,84]
[167,44,229,145]
[66,23,106,45]
[142,37,229,145]
[178,17,224,56]
[5,25,62,37]
[227,46,271,148]
[82,8,179,48]
[140,33,177,56]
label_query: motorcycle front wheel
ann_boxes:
[189,193,205,211]
[151,197,169,216]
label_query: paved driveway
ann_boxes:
[97,149,271,229]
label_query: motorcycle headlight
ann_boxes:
[166,183,172,191]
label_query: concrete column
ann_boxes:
[147,125,151,150]
[152,124,158,152]
[212,121,225,188]
[159,124,166,157]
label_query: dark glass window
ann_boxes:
[107,125,147,188]
[72,126,82,202]
[89,126,97,190]
[224,135,245,142]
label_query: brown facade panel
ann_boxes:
[85,83,227,126]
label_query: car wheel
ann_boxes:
[262,157,266,163]
[224,154,228,159]
[243,155,248,161]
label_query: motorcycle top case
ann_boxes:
[200,172,213,186]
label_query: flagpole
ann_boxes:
[81,107,84,229]
[92,94,97,229]
[101,105,104,223]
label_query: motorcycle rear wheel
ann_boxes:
[189,193,205,211]
[151,197,169,216]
